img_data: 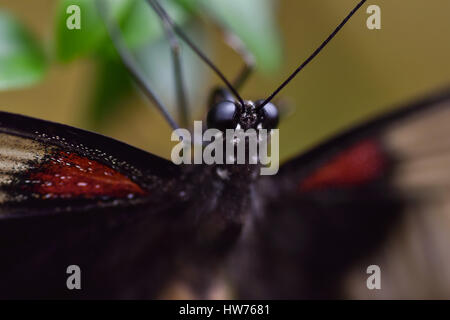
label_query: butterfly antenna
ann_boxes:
[147,0,245,107]
[149,0,189,127]
[258,0,367,110]
[96,0,180,130]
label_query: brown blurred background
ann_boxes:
[1,0,450,161]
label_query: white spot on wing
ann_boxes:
[383,101,450,191]
[0,133,50,203]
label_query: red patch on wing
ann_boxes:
[26,151,146,200]
[299,139,387,192]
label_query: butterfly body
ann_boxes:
[0,88,450,298]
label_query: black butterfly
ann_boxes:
[0,0,449,299]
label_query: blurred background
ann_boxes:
[0,0,449,163]
[1,0,450,300]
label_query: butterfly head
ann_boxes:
[206,88,279,132]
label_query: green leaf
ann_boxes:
[120,0,190,49]
[0,11,47,90]
[54,0,131,61]
[134,21,210,116]
[88,21,208,126]
[54,0,191,62]
[199,0,282,72]
[87,58,132,127]
[119,0,161,49]
[173,0,199,13]
[85,0,194,125]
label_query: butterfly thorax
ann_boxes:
[170,162,260,297]
[177,161,261,256]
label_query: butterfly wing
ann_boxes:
[229,88,450,299]
[0,111,198,299]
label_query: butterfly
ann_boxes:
[0,0,449,299]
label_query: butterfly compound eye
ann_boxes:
[207,101,239,131]
[256,100,279,129]
[208,87,235,106]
